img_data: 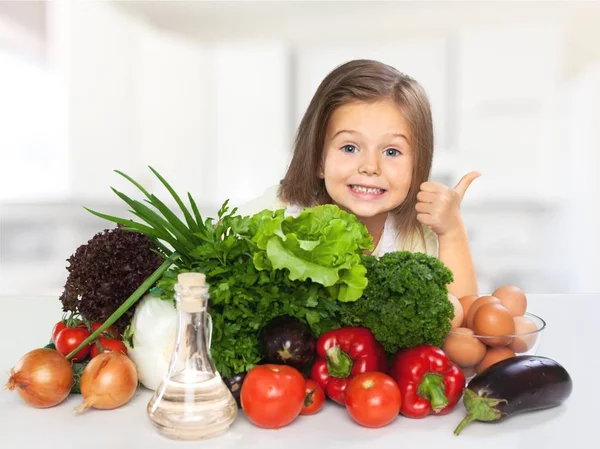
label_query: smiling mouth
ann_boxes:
[349,185,386,195]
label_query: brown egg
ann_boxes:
[472,303,515,347]
[508,316,539,353]
[461,366,476,378]
[492,285,527,317]
[448,293,464,329]
[458,295,479,326]
[442,327,487,368]
[465,295,500,329]
[475,347,515,375]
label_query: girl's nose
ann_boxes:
[358,152,380,176]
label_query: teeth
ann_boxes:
[351,185,384,195]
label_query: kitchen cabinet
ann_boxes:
[561,63,600,293]
[51,0,292,204]
[48,1,211,201]
[132,27,209,200]
[57,0,142,201]
[204,42,292,206]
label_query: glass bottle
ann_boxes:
[147,272,238,440]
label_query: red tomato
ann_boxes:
[241,364,305,429]
[300,379,325,415]
[345,372,402,428]
[90,322,119,339]
[55,327,91,361]
[51,322,67,344]
[90,338,128,358]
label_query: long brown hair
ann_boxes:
[279,59,434,246]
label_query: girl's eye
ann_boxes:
[342,144,358,153]
[384,148,401,157]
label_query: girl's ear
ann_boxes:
[317,161,324,179]
[317,147,327,178]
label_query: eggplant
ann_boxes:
[454,355,573,435]
[259,315,316,370]
[223,372,247,408]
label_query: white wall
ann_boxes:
[120,1,600,78]
[210,42,291,206]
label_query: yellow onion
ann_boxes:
[74,351,138,413]
[5,348,73,408]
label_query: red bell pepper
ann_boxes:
[375,340,388,372]
[310,327,386,405]
[389,344,465,418]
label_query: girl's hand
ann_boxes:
[415,171,481,237]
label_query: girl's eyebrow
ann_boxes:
[332,129,409,143]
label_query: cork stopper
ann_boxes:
[177,272,206,288]
[175,272,208,314]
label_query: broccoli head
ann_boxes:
[59,225,163,334]
[338,251,454,354]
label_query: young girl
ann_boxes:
[237,59,479,298]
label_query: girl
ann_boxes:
[237,59,479,298]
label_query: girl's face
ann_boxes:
[320,99,413,222]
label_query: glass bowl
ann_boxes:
[444,312,546,379]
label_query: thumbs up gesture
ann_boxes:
[416,171,481,237]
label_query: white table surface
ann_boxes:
[0,294,597,448]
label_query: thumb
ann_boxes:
[453,171,481,199]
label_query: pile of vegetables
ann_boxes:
[64,168,452,382]
[31,167,455,386]
[3,166,575,437]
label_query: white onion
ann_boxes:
[125,292,177,390]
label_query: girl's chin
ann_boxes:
[338,203,391,219]
[329,195,394,219]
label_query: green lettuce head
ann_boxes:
[250,205,373,302]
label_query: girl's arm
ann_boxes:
[416,171,481,298]
[437,219,478,298]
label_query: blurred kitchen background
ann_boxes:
[1,0,599,297]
